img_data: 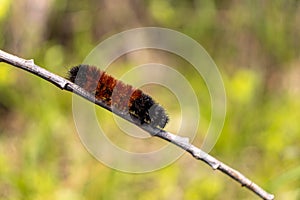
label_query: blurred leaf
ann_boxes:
[0,0,10,20]
[269,166,300,191]
[229,69,260,104]
[44,45,65,67]
[149,0,176,25]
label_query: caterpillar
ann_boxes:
[67,65,169,129]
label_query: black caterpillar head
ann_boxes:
[129,93,169,129]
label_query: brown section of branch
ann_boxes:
[0,49,274,200]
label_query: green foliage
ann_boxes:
[0,1,299,199]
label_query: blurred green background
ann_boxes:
[0,0,300,199]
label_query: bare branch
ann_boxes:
[0,49,274,200]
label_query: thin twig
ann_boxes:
[0,49,274,200]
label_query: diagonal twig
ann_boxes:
[0,49,274,200]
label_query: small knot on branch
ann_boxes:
[25,59,35,65]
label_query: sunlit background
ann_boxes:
[0,0,300,199]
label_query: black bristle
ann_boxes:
[67,65,80,82]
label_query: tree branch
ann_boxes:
[0,49,274,200]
